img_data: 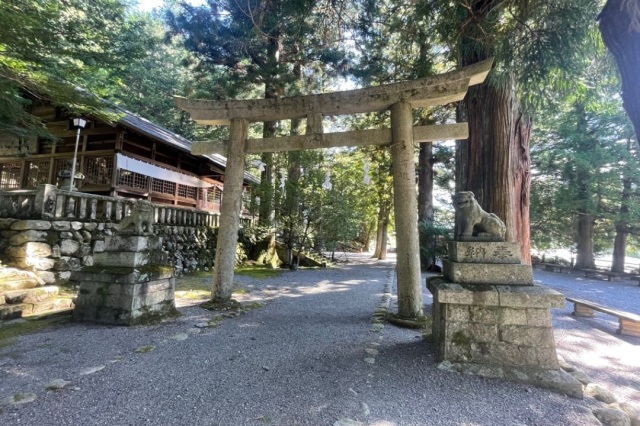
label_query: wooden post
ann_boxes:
[390,101,423,319]
[211,118,249,301]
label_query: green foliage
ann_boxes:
[418,219,452,269]
[437,0,601,112]
[530,53,640,253]
[166,0,351,99]
[0,0,152,138]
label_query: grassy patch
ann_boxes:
[232,286,250,295]
[175,275,210,293]
[234,265,282,279]
[0,317,69,350]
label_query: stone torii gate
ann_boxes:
[175,58,492,319]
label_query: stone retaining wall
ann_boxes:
[0,218,217,284]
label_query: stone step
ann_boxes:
[0,279,41,293]
[0,304,24,320]
[21,298,75,316]
[3,286,60,304]
[0,298,74,320]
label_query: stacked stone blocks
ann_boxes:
[429,278,563,370]
[0,218,218,286]
[429,235,581,396]
[72,235,177,326]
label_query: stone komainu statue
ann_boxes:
[453,191,506,241]
[118,201,154,235]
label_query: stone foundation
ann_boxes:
[72,235,177,326]
[0,218,218,283]
[427,277,582,397]
[426,240,582,397]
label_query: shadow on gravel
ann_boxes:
[551,310,638,343]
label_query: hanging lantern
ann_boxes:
[363,160,371,186]
[322,170,332,190]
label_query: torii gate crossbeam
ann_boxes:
[176,58,493,320]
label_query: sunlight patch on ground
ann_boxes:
[340,279,366,285]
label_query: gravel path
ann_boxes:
[531,269,640,405]
[0,254,636,425]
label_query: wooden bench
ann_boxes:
[566,297,640,337]
[540,263,573,274]
[582,269,625,281]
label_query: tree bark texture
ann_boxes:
[418,143,434,223]
[612,171,632,272]
[379,218,389,260]
[418,142,436,269]
[456,76,532,264]
[258,24,283,226]
[391,101,423,319]
[599,0,640,148]
[575,213,596,270]
[212,118,249,301]
[612,230,628,273]
[573,102,596,271]
[372,214,389,260]
[372,219,383,259]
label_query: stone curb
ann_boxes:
[558,355,640,426]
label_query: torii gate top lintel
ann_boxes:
[176,58,493,156]
[174,58,493,126]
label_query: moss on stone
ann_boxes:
[200,298,242,311]
[208,316,224,327]
[81,264,173,276]
[451,330,471,347]
[386,313,432,330]
[130,304,181,326]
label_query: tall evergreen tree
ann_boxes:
[0,0,151,138]
[437,0,599,263]
[530,56,638,269]
[167,0,350,226]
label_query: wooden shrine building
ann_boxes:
[0,100,258,219]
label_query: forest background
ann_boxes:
[1,0,639,272]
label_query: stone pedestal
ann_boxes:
[443,242,533,285]
[427,241,582,397]
[72,235,177,325]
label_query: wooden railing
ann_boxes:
[0,184,220,227]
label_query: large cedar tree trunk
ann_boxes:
[599,0,640,149]
[611,168,633,272]
[456,0,532,263]
[575,213,596,270]
[418,142,436,269]
[573,102,597,270]
[258,23,282,226]
[612,229,628,273]
[372,214,390,260]
[456,75,532,263]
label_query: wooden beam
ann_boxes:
[191,123,469,155]
[175,59,493,125]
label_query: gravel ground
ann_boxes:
[531,268,640,405]
[0,254,636,425]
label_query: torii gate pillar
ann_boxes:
[211,118,248,301]
[391,101,423,317]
